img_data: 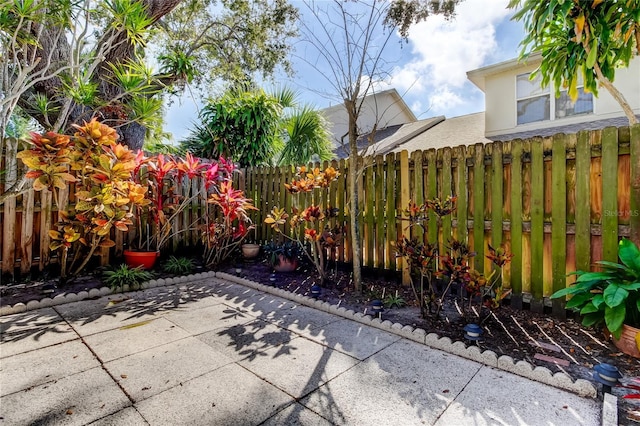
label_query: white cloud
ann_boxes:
[391,0,512,116]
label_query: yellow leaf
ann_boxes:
[568,76,579,102]
[49,230,61,240]
[591,0,603,7]
[574,14,585,43]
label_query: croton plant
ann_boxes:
[18,118,256,282]
[18,119,150,282]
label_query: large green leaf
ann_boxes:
[580,302,599,315]
[603,284,628,307]
[618,239,640,272]
[576,271,615,283]
[604,304,626,337]
[565,292,592,309]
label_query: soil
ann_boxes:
[2,256,639,424]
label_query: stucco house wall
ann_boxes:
[321,88,417,146]
[468,53,640,139]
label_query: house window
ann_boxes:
[516,73,593,125]
[517,73,550,125]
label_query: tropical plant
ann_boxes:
[103,264,153,292]
[181,88,285,166]
[1,0,299,153]
[384,291,407,309]
[277,106,334,166]
[17,119,150,282]
[262,240,304,268]
[201,159,257,268]
[395,196,513,319]
[265,166,343,285]
[551,238,640,340]
[129,152,210,253]
[508,0,639,125]
[162,256,195,275]
[182,87,333,167]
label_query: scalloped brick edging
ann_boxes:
[1,270,597,399]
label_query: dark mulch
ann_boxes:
[2,255,639,423]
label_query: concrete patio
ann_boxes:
[0,277,600,425]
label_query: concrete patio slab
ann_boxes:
[224,292,295,318]
[434,364,600,426]
[135,363,293,426]
[238,335,359,398]
[103,336,234,402]
[197,319,293,362]
[0,339,99,396]
[83,316,191,362]
[163,302,255,335]
[0,367,130,426]
[54,295,165,337]
[300,338,482,426]
[0,307,77,358]
[87,407,147,426]
[297,318,402,360]
[260,304,342,335]
[261,402,334,426]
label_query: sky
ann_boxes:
[164,0,525,142]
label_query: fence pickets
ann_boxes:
[1,124,639,307]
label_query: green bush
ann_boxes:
[162,256,195,275]
[103,264,153,292]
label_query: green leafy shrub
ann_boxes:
[551,238,640,339]
[162,256,194,275]
[103,264,153,292]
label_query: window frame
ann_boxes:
[515,72,594,126]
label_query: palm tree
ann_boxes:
[278,105,333,166]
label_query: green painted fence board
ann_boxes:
[455,146,468,243]
[551,134,567,300]
[412,151,424,243]
[385,153,397,271]
[530,138,544,300]
[575,131,591,272]
[473,144,485,273]
[442,148,452,247]
[426,149,438,244]
[375,155,385,268]
[510,140,523,295]
[365,162,375,268]
[491,141,503,251]
[601,127,619,263]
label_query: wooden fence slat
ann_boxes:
[601,127,619,262]
[2,138,18,278]
[510,140,523,307]
[473,144,485,273]
[491,141,503,253]
[631,124,640,247]
[385,153,396,271]
[575,131,591,272]
[442,147,452,247]
[365,160,374,268]
[530,138,545,303]
[412,151,424,243]
[455,146,468,243]
[400,151,410,284]
[375,155,385,268]
[551,134,567,316]
[39,190,53,270]
[19,188,35,276]
[426,150,438,245]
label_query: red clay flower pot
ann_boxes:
[123,250,159,270]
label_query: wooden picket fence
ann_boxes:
[1,124,639,309]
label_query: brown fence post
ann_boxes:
[629,124,640,247]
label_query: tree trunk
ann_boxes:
[593,59,638,125]
[346,99,363,292]
[18,0,184,148]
